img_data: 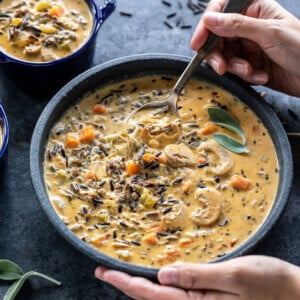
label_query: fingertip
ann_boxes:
[206,53,227,75]
[190,21,209,51]
[250,72,269,85]
[158,267,179,285]
[94,266,106,280]
[203,11,224,26]
[228,58,252,77]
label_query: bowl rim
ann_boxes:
[30,53,293,280]
[0,103,9,159]
[0,0,112,66]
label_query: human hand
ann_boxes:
[95,255,300,300]
[191,0,300,97]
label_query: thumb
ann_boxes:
[203,11,270,45]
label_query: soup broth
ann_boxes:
[0,0,93,62]
[44,75,279,267]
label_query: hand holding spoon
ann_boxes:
[126,0,252,121]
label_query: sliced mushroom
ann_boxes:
[191,188,223,226]
[140,123,180,148]
[51,196,66,212]
[162,204,188,230]
[92,162,106,180]
[164,143,197,168]
[24,44,41,55]
[199,139,233,175]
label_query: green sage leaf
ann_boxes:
[208,107,246,143]
[3,271,61,300]
[0,260,24,281]
[213,133,249,154]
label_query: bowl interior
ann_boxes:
[30,54,293,280]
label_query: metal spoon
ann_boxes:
[126,0,252,121]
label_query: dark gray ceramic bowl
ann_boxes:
[30,54,293,280]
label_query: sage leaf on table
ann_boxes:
[0,260,24,281]
[0,260,61,300]
[213,133,249,154]
[208,107,246,144]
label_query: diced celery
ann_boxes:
[40,24,57,34]
[36,1,52,11]
[140,188,157,209]
[11,18,22,27]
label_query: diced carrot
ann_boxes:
[156,255,165,264]
[230,238,239,247]
[93,104,108,114]
[178,238,192,247]
[142,232,157,245]
[92,234,109,247]
[164,246,179,261]
[252,124,260,132]
[142,153,156,163]
[65,133,80,148]
[48,5,64,17]
[157,155,167,164]
[86,171,95,180]
[199,122,218,135]
[230,175,251,190]
[182,180,192,194]
[198,155,207,164]
[147,222,164,233]
[126,161,141,175]
[79,125,95,143]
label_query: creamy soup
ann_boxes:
[0,0,93,62]
[44,75,279,267]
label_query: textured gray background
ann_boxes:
[0,0,300,299]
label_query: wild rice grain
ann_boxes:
[120,11,132,17]
[163,20,173,29]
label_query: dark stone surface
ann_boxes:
[0,1,299,299]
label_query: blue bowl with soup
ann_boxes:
[0,0,116,95]
[0,101,9,160]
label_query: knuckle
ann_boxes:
[178,267,201,289]
[261,20,285,49]
[228,14,245,29]
[225,263,249,285]
[206,0,225,12]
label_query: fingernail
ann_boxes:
[204,12,224,26]
[210,58,220,74]
[232,62,248,76]
[159,267,178,285]
[251,73,268,84]
[94,267,103,279]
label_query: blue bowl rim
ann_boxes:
[0,103,9,159]
[0,0,115,67]
[30,53,293,280]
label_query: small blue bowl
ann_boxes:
[0,0,116,95]
[0,102,9,159]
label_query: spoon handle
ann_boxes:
[173,0,252,95]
